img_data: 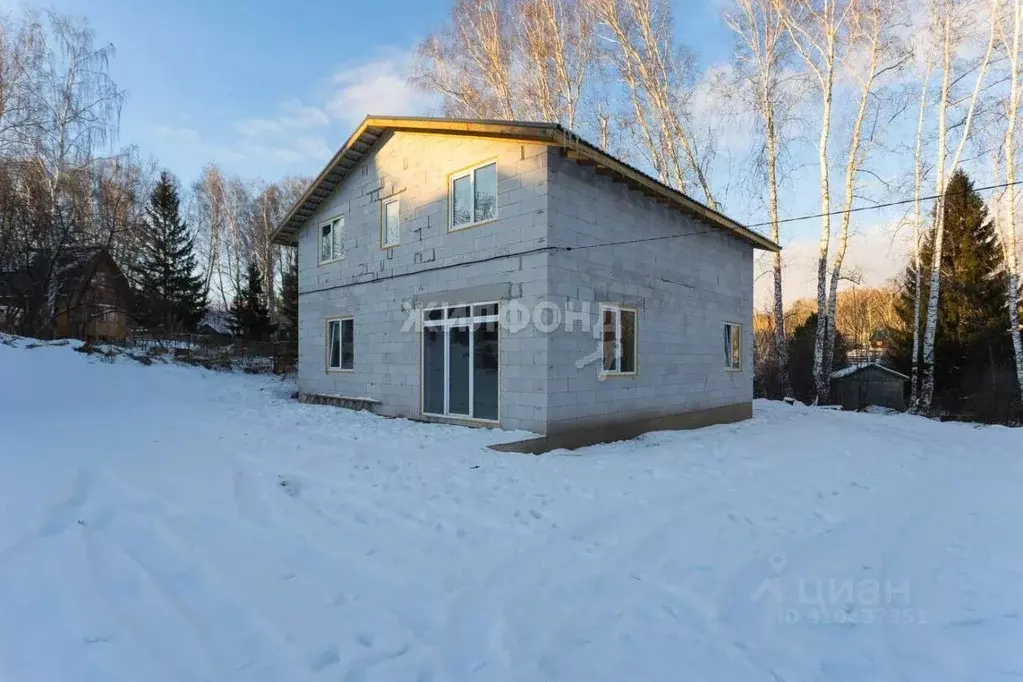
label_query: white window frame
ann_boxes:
[599,304,637,377]
[318,215,345,265]
[326,316,354,372]
[724,322,742,371]
[421,302,501,422]
[449,161,498,231]
[381,196,400,248]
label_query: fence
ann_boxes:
[117,331,297,374]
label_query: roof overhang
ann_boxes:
[271,115,780,252]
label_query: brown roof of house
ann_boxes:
[271,115,780,252]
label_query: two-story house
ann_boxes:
[271,116,779,452]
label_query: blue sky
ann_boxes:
[12,0,909,302]
[36,0,734,183]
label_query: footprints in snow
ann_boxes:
[308,635,413,681]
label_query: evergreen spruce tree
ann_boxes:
[134,171,206,331]
[229,261,272,340]
[890,169,1012,407]
[788,313,849,404]
[278,252,298,342]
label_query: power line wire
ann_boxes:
[299,177,1023,298]
[559,230,719,251]
[746,178,1023,228]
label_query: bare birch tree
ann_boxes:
[26,10,125,333]
[412,0,520,119]
[821,0,908,381]
[994,0,1023,394]
[920,0,997,410]
[247,182,286,319]
[412,0,606,138]
[909,54,933,406]
[593,0,718,206]
[192,164,229,309]
[518,0,595,127]
[725,0,796,396]
[779,0,856,403]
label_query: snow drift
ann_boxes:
[1,337,1022,681]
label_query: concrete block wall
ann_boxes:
[296,132,551,432]
[543,150,754,435]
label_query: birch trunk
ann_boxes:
[812,85,833,405]
[779,0,844,404]
[766,106,791,396]
[920,5,952,412]
[1002,0,1023,394]
[921,0,995,410]
[910,67,931,407]
[725,0,791,396]
[823,0,886,381]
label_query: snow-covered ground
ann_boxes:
[2,337,1022,682]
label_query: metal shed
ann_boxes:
[829,362,908,412]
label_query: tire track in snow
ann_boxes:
[0,468,91,562]
[437,476,774,681]
[79,473,308,682]
[715,456,982,682]
[225,462,433,678]
[877,457,1023,682]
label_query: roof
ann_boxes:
[270,116,780,252]
[0,247,131,304]
[830,362,909,382]
[198,310,232,335]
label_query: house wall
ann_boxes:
[543,151,755,436]
[296,131,552,433]
[63,257,129,340]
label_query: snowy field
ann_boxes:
[1,338,1022,682]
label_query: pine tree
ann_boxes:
[890,169,1012,408]
[134,171,206,331]
[229,261,272,340]
[278,252,298,342]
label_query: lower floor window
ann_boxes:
[724,322,741,370]
[327,317,354,370]
[601,304,636,374]
[422,303,499,420]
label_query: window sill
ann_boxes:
[326,367,355,373]
[600,371,637,379]
[724,367,743,372]
[319,257,345,266]
[448,216,498,233]
[381,242,399,250]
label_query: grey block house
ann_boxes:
[272,117,779,450]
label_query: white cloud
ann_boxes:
[755,220,910,307]
[324,51,432,127]
[153,125,201,147]
[219,49,430,172]
[236,100,330,137]
[692,61,757,160]
[214,136,332,167]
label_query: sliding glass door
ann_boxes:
[422,303,500,421]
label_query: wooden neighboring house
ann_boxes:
[0,247,132,340]
[196,310,233,344]
[830,362,908,412]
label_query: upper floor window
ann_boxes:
[382,197,400,248]
[450,161,497,230]
[319,215,345,264]
[724,322,742,370]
